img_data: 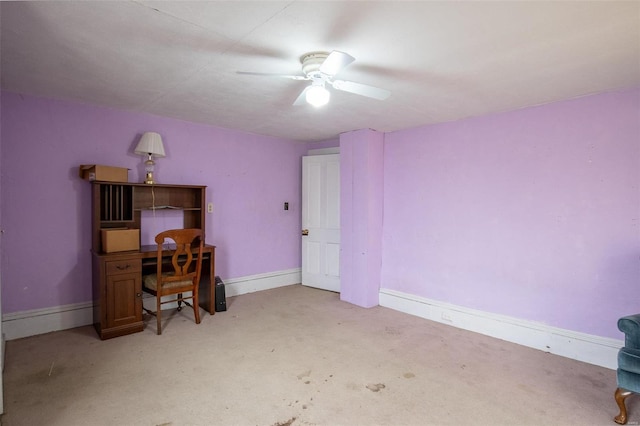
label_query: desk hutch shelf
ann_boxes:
[91,182,205,253]
[90,182,212,339]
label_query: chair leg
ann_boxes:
[193,287,201,325]
[177,293,183,312]
[615,387,633,425]
[156,294,162,335]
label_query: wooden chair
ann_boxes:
[142,228,204,335]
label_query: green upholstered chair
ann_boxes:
[615,314,640,424]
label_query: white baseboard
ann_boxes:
[379,288,622,370]
[2,332,5,372]
[142,268,302,310]
[2,268,301,341]
[2,302,94,341]
[223,268,301,297]
[10,273,615,370]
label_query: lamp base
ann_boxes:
[143,157,155,184]
[143,171,155,185]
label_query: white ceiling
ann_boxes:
[1,1,639,142]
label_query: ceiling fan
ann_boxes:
[237,50,391,107]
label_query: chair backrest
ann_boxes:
[154,228,204,292]
[619,314,640,350]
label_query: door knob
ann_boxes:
[301,229,309,236]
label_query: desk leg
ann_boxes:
[198,250,216,315]
[209,249,215,315]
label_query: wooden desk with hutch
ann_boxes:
[89,182,216,340]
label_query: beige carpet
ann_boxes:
[0,284,628,425]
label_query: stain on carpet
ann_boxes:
[579,373,607,389]
[366,383,386,392]
[297,370,311,380]
[273,417,296,426]
[385,326,402,335]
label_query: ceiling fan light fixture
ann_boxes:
[306,84,330,107]
[238,49,390,107]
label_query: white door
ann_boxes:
[301,154,340,292]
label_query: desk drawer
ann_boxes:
[106,259,141,275]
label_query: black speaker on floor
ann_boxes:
[214,276,227,312]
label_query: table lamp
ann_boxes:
[134,132,165,184]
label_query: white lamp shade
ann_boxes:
[306,85,330,107]
[134,132,165,157]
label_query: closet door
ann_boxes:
[301,154,340,292]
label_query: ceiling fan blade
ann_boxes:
[293,86,310,106]
[319,51,355,76]
[236,71,308,81]
[331,80,391,100]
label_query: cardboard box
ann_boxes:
[101,229,140,253]
[79,165,129,183]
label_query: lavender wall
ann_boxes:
[2,88,637,340]
[381,88,640,339]
[340,129,384,308]
[0,92,306,314]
